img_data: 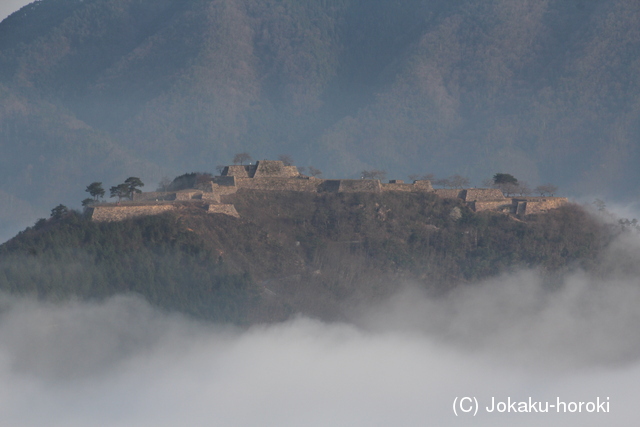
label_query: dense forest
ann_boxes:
[0,190,615,323]
[1,0,640,239]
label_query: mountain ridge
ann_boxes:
[2,0,640,238]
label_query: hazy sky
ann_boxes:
[0,0,33,22]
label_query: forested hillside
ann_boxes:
[0,190,612,323]
[2,0,640,238]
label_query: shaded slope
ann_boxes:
[0,190,610,323]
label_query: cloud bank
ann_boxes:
[3,227,640,426]
[2,258,640,427]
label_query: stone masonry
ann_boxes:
[89,160,568,222]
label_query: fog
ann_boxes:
[3,238,640,427]
[3,223,640,426]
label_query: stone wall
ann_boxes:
[473,200,513,212]
[337,179,382,193]
[463,188,506,202]
[211,182,238,196]
[253,160,300,178]
[222,165,254,177]
[512,197,569,214]
[119,160,570,223]
[175,190,202,200]
[433,189,464,199]
[90,204,177,222]
[214,176,237,186]
[382,180,434,192]
[133,192,176,201]
[413,180,434,191]
[207,204,240,218]
[201,192,221,203]
[318,180,342,192]
[233,177,322,192]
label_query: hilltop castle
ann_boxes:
[88,160,568,222]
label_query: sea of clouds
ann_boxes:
[2,242,640,426]
[2,203,640,426]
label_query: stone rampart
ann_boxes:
[318,180,341,192]
[433,189,464,199]
[90,205,177,222]
[337,179,382,193]
[214,176,237,186]
[233,177,322,192]
[133,192,176,201]
[115,160,569,222]
[253,160,300,178]
[222,165,254,177]
[211,182,238,197]
[463,188,506,201]
[201,192,221,203]
[382,180,434,192]
[207,204,240,218]
[413,180,434,191]
[381,183,415,192]
[512,197,568,214]
[473,200,513,212]
[175,190,202,200]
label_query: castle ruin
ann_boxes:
[88,160,568,222]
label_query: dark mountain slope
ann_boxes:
[0,190,611,323]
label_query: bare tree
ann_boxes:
[408,173,435,182]
[308,166,323,177]
[534,184,558,196]
[156,176,172,192]
[593,199,607,212]
[215,165,226,175]
[361,169,387,180]
[449,175,470,189]
[233,152,252,165]
[516,181,532,196]
[433,178,452,188]
[482,178,495,188]
[498,182,520,196]
[278,154,294,166]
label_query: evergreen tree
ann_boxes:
[50,204,69,219]
[233,153,252,165]
[124,177,144,198]
[85,182,105,201]
[110,184,130,201]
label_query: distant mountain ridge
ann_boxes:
[1,0,640,238]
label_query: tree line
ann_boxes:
[81,177,145,208]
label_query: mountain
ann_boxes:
[2,0,640,238]
[0,189,611,323]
